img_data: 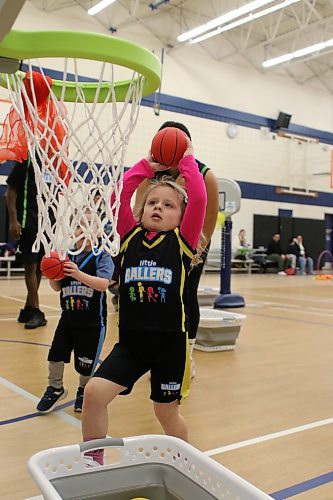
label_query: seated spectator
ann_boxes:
[288,235,314,275]
[266,233,294,275]
[233,228,251,259]
[284,238,297,273]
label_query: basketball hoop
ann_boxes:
[0,30,161,257]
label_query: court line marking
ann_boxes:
[0,294,118,316]
[0,312,116,322]
[242,310,333,327]
[270,471,333,499]
[2,374,332,499]
[200,287,333,305]
[0,294,60,311]
[246,303,333,318]
[2,371,332,457]
[264,306,333,317]
[0,400,75,425]
[204,417,333,456]
[0,375,81,428]
[0,338,51,347]
[246,300,333,312]
[245,290,333,305]
[0,315,60,321]
[246,300,333,315]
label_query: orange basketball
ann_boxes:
[40,251,69,280]
[151,127,188,167]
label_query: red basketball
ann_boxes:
[40,251,69,280]
[151,127,188,167]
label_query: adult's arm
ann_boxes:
[133,178,150,221]
[117,159,155,240]
[201,169,219,248]
[179,155,207,249]
[6,185,21,240]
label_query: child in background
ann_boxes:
[82,136,206,466]
[36,221,114,414]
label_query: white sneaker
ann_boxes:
[278,271,286,276]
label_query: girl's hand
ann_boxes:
[183,136,194,158]
[196,234,208,256]
[63,261,80,279]
[145,150,171,173]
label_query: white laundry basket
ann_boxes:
[197,287,218,306]
[27,436,271,500]
[195,308,246,352]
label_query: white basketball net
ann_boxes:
[5,60,145,257]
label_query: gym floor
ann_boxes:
[0,272,332,499]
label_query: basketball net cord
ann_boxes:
[5,60,144,258]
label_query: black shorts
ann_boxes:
[17,228,44,264]
[93,329,190,403]
[48,316,106,376]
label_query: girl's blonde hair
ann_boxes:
[137,176,206,268]
[136,175,188,222]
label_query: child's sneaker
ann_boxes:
[36,386,68,413]
[74,387,84,413]
[83,456,102,468]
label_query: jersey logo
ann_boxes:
[124,264,173,285]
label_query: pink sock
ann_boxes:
[84,437,105,465]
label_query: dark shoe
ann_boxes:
[25,308,47,329]
[17,306,32,323]
[36,386,68,413]
[74,386,84,413]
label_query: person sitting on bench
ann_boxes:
[266,233,295,275]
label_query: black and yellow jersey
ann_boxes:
[119,225,195,334]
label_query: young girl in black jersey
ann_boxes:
[82,137,206,466]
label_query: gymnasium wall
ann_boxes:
[0,1,332,250]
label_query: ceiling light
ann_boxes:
[88,0,117,16]
[263,38,333,67]
[177,0,277,43]
[190,0,300,44]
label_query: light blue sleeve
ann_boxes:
[96,252,114,281]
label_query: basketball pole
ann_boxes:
[214,178,245,309]
[214,217,245,309]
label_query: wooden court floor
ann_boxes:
[0,272,333,499]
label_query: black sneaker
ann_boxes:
[17,306,32,323]
[36,386,68,413]
[74,387,84,413]
[25,308,47,329]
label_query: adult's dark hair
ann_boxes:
[158,121,191,140]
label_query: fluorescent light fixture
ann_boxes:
[263,37,333,67]
[190,0,300,44]
[88,0,117,16]
[177,0,277,43]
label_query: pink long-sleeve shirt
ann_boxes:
[117,155,207,249]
